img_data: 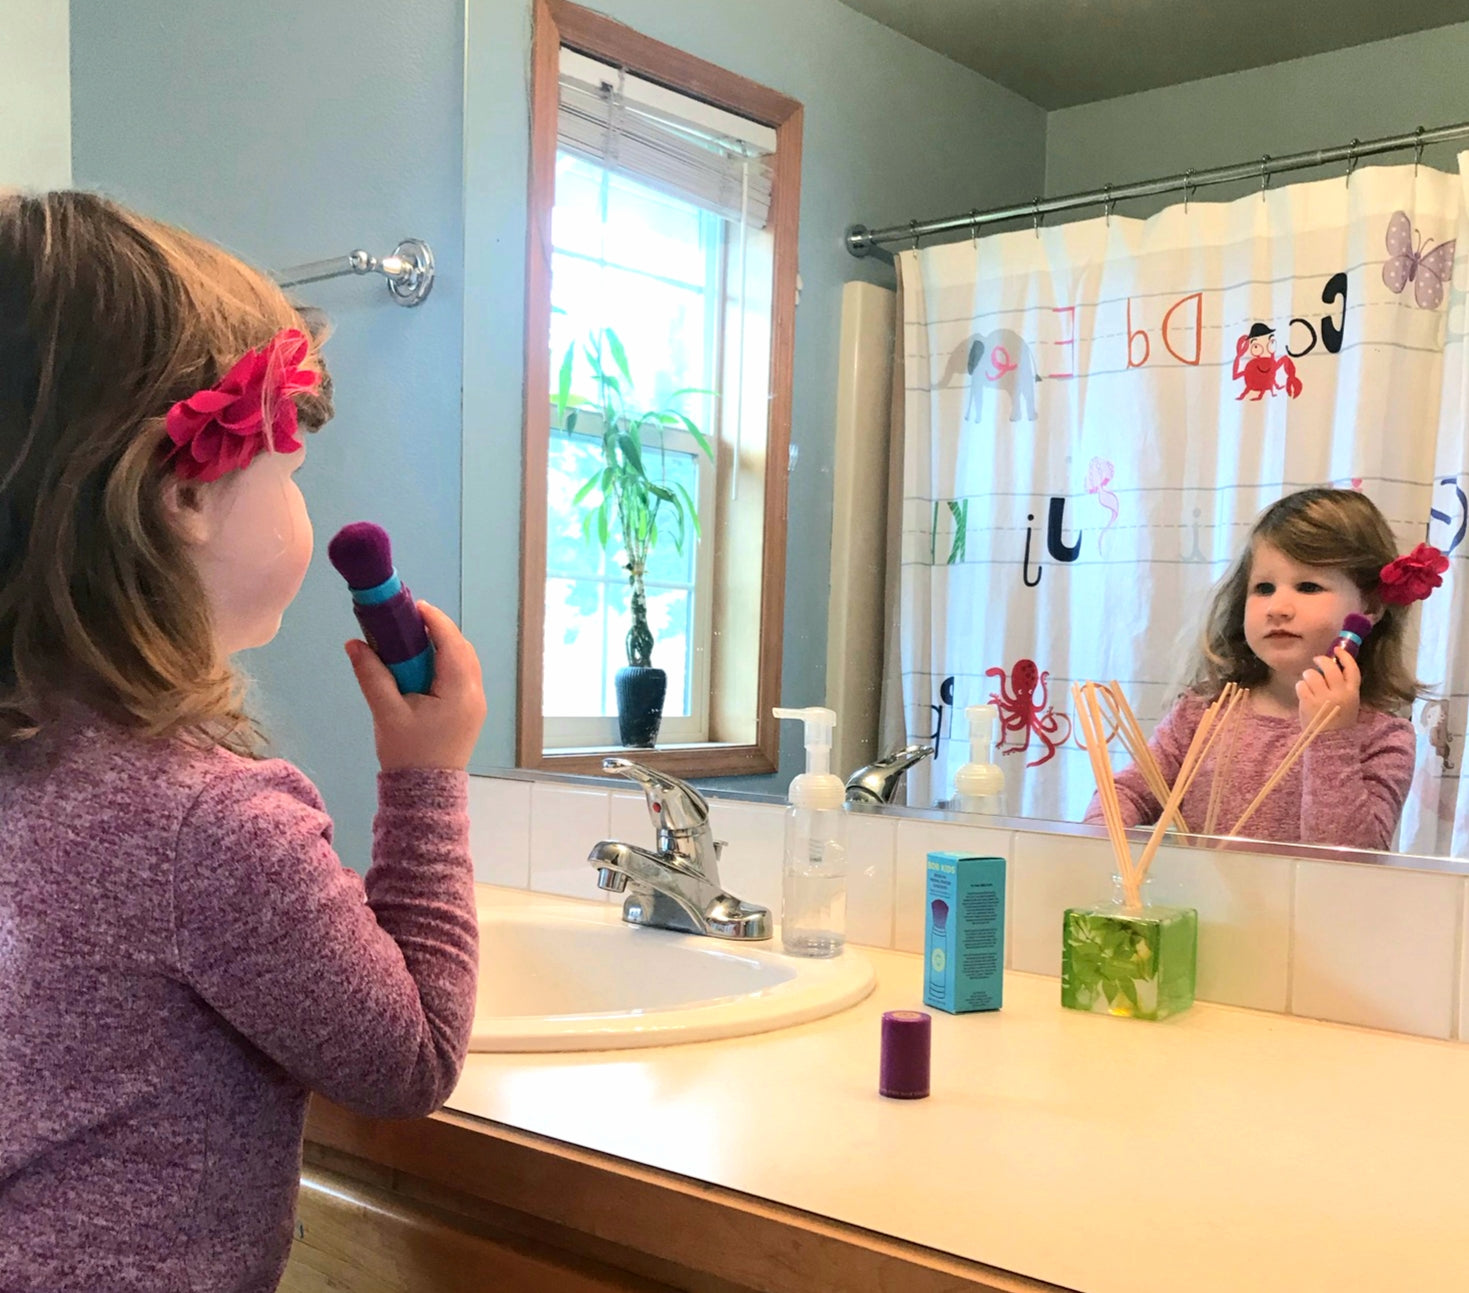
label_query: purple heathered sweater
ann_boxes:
[0,709,478,1292]
[1083,692,1416,850]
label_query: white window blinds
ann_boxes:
[557,48,776,230]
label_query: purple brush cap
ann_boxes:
[879,1010,931,1099]
[328,521,395,590]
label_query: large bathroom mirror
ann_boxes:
[493,2,1469,881]
[515,0,801,779]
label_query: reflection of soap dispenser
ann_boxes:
[953,704,1004,814]
[774,706,847,958]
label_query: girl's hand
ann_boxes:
[1294,646,1360,734]
[346,601,487,771]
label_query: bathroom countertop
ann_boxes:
[372,886,1469,1292]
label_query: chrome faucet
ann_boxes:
[589,758,772,941]
[844,742,936,805]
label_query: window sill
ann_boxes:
[532,741,776,778]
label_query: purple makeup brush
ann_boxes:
[327,522,434,694]
[1330,612,1374,661]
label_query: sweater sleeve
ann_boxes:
[1299,714,1416,851]
[1083,695,1199,828]
[171,760,478,1119]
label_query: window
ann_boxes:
[543,147,724,747]
[518,0,803,776]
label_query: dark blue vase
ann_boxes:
[614,666,666,748]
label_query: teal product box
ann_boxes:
[923,852,1005,1014]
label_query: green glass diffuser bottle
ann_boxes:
[1061,875,1197,1021]
[1066,678,1222,1023]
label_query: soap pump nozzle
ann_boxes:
[773,706,843,811]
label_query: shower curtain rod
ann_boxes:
[273,238,435,307]
[845,119,1469,259]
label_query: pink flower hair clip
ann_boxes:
[164,328,318,482]
[1378,542,1449,606]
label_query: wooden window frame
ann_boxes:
[518,0,802,778]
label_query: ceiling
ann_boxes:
[836,0,1469,110]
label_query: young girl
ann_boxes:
[0,192,487,1291]
[1085,488,1430,851]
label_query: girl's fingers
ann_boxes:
[1299,666,1328,701]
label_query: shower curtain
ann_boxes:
[890,154,1469,859]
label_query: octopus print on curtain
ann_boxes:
[893,154,1469,858]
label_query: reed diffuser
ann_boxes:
[1059,682,1236,1020]
[1063,680,1341,1018]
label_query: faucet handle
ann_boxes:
[878,742,936,771]
[601,757,710,834]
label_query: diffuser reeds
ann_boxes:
[1077,679,1345,872]
[1075,682,1242,909]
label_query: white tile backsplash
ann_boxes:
[1458,881,1469,1043]
[845,812,897,948]
[1009,832,1115,977]
[708,800,786,918]
[500,772,1469,1045]
[609,789,652,849]
[1292,861,1461,1039]
[893,819,1013,955]
[528,782,611,902]
[1145,844,1294,1013]
[468,776,531,888]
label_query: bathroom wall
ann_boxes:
[462,0,1049,798]
[1046,22,1469,212]
[68,0,1045,865]
[71,0,466,868]
[475,771,1469,1043]
[4,0,70,189]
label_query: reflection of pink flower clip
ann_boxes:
[164,328,318,482]
[1085,457,1119,552]
[1379,543,1449,605]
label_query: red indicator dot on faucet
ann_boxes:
[652,801,661,814]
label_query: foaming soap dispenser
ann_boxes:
[774,706,847,957]
[953,704,1004,814]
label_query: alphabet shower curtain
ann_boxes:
[892,155,1469,859]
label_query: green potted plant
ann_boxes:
[553,327,714,748]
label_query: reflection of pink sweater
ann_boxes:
[0,710,477,1292]
[1083,692,1416,850]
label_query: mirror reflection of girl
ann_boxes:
[1084,488,1436,850]
[0,192,487,1290]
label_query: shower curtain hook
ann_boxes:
[1345,139,1361,188]
[910,219,922,251]
[971,210,981,248]
[1104,184,1114,226]
[1259,155,1271,202]
[1182,169,1194,213]
[1033,198,1043,238]
[1414,126,1426,174]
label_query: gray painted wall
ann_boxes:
[71,0,466,867]
[462,0,1048,798]
[69,0,1045,861]
[1046,22,1469,213]
[5,0,70,188]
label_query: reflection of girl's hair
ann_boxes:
[0,191,334,755]
[1189,488,1420,712]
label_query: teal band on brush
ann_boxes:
[351,572,403,606]
[387,647,435,694]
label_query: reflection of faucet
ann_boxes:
[844,743,936,805]
[589,758,772,941]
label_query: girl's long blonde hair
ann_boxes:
[0,191,333,755]
[1191,487,1420,712]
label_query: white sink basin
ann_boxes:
[470,901,876,1052]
